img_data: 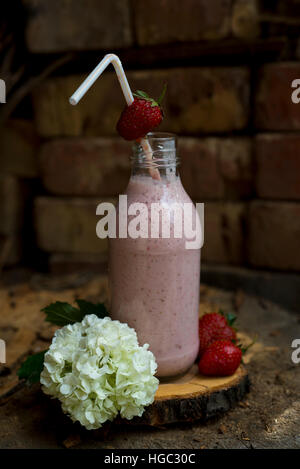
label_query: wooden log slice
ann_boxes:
[131,364,250,426]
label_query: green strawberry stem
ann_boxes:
[240,336,257,355]
[157,83,167,106]
[133,83,167,108]
[133,90,158,107]
[219,309,237,327]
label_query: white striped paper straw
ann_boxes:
[69,53,134,106]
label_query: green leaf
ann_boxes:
[225,312,237,327]
[218,309,237,327]
[42,299,109,327]
[42,301,84,326]
[75,299,108,319]
[17,350,47,385]
[157,83,167,105]
[133,90,159,107]
[134,90,149,98]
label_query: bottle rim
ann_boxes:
[131,132,179,170]
[146,131,176,141]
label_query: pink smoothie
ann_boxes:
[109,174,200,378]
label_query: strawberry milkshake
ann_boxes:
[109,133,200,378]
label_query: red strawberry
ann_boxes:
[198,312,236,356]
[198,339,242,376]
[116,87,166,141]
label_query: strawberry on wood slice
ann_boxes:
[198,339,242,377]
[198,312,237,356]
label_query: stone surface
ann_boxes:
[34,197,116,254]
[0,120,39,178]
[255,134,300,200]
[32,67,250,137]
[39,138,130,196]
[248,201,300,271]
[201,202,246,265]
[255,63,300,130]
[0,273,299,448]
[0,175,25,236]
[133,0,231,45]
[179,137,253,200]
[23,0,132,52]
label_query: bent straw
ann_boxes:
[69,54,132,106]
[69,53,160,180]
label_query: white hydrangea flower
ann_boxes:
[40,315,158,430]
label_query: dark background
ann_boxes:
[0,0,300,308]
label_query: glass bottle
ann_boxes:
[109,133,201,378]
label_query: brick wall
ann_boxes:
[0,120,39,267]
[1,0,300,273]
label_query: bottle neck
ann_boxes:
[131,132,179,179]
